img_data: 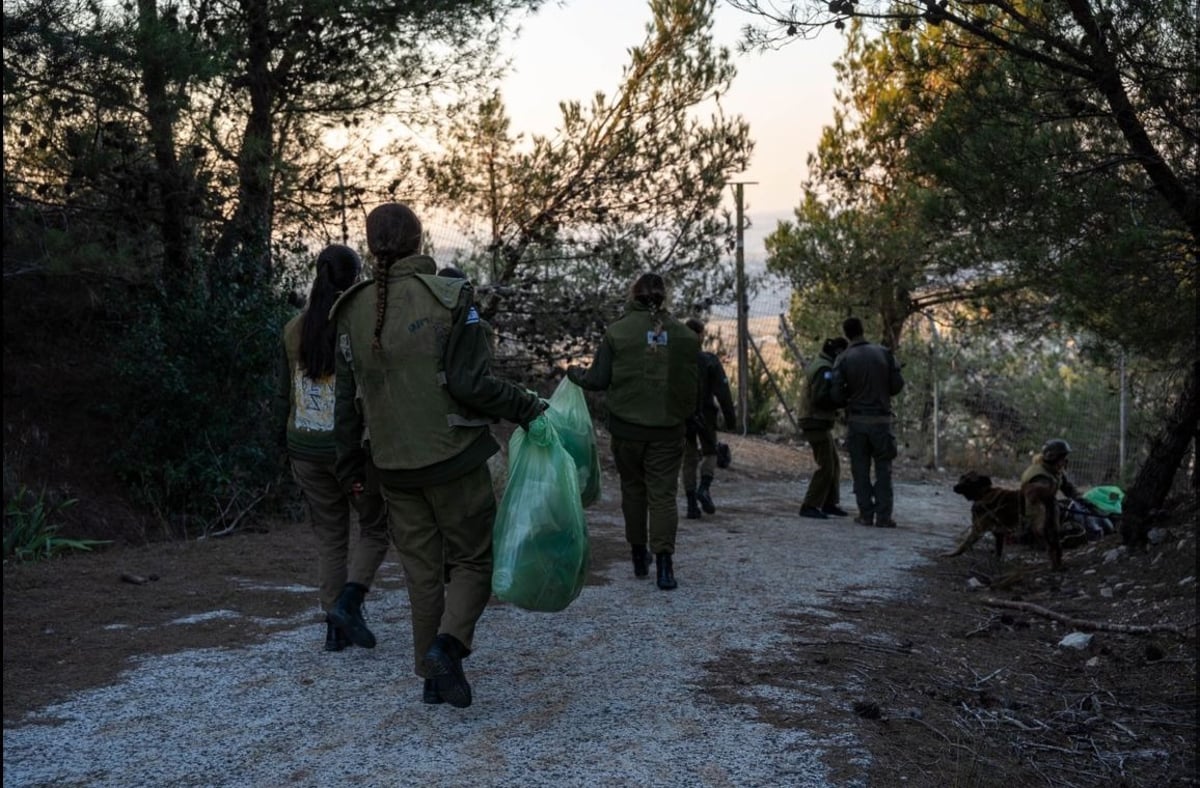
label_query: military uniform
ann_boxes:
[274,313,389,621]
[798,349,843,513]
[834,338,903,526]
[569,300,698,561]
[682,351,736,513]
[1020,456,1081,569]
[331,255,542,679]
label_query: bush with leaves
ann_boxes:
[107,261,296,536]
[4,486,108,563]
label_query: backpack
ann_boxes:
[812,365,847,411]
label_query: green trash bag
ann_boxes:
[1082,485,1125,515]
[544,377,601,508]
[492,415,590,612]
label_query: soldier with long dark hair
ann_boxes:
[275,244,390,652]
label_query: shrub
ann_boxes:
[3,486,109,563]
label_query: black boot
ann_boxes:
[422,633,472,708]
[655,552,677,591]
[324,616,349,652]
[696,475,716,514]
[422,678,445,705]
[631,544,652,578]
[329,582,376,649]
[685,491,702,519]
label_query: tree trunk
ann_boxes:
[1122,360,1200,547]
[213,0,274,279]
[136,0,194,301]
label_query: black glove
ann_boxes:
[520,398,550,432]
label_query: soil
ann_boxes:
[3,276,1196,785]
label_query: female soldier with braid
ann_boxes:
[331,203,544,708]
[275,244,390,652]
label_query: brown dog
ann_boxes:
[943,471,1024,560]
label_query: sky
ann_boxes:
[499,0,848,257]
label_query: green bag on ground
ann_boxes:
[492,416,590,612]
[544,377,601,508]
[1082,485,1125,515]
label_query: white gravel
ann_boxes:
[4,478,967,788]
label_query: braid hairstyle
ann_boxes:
[299,244,362,378]
[365,203,424,351]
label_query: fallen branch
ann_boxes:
[981,598,1190,637]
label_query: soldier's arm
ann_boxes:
[273,340,291,451]
[443,295,543,425]
[567,336,614,391]
[713,361,737,428]
[1060,473,1083,501]
[333,333,367,491]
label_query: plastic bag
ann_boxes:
[492,416,590,612]
[1082,485,1124,515]
[544,377,601,508]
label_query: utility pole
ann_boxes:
[731,181,756,435]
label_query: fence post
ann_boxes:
[732,182,753,435]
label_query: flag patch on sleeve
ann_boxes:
[466,306,480,325]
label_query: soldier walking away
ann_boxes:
[798,336,849,519]
[681,318,737,520]
[274,244,391,653]
[834,317,905,528]
[568,273,698,590]
[331,203,545,708]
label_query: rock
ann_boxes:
[1059,632,1093,650]
[1099,587,1114,598]
[1148,528,1168,545]
[966,577,985,590]
[1178,576,1195,587]
[1103,548,1123,564]
[1085,656,1101,668]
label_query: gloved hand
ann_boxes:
[566,366,585,386]
[520,398,550,432]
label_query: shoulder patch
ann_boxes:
[466,306,480,325]
[328,278,374,322]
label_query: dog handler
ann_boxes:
[1020,438,1083,571]
[798,337,850,519]
[332,203,545,708]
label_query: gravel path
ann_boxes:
[4,478,967,788]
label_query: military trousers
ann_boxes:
[611,435,684,555]
[290,457,390,613]
[845,421,898,523]
[801,428,841,510]
[379,462,496,677]
[681,422,718,492]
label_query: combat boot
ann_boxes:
[696,475,716,514]
[685,491,702,519]
[422,678,444,705]
[422,633,473,708]
[631,544,652,578]
[324,616,349,652]
[655,552,677,591]
[329,582,376,649]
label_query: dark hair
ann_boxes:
[299,244,362,378]
[842,316,865,340]
[438,266,467,279]
[685,317,705,336]
[630,272,666,308]
[822,336,849,357]
[365,203,423,350]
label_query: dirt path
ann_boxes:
[4,475,970,787]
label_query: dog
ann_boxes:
[943,471,1024,561]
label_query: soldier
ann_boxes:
[681,318,737,520]
[834,317,904,528]
[1020,438,1083,571]
[274,244,390,652]
[797,336,849,519]
[568,273,698,590]
[331,203,545,708]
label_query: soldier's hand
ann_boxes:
[566,366,584,386]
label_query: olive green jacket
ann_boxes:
[798,349,840,431]
[331,255,542,489]
[274,312,338,463]
[1020,459,1081,500]
[569,300,699,441]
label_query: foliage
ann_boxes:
[107,259,297,535]
[421,0,752,378]
[4,486,108,563]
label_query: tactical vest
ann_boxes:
[333,256,489,471]
[799,354,838,423]
[1021,459,1062,490]
[605,304,699,427]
